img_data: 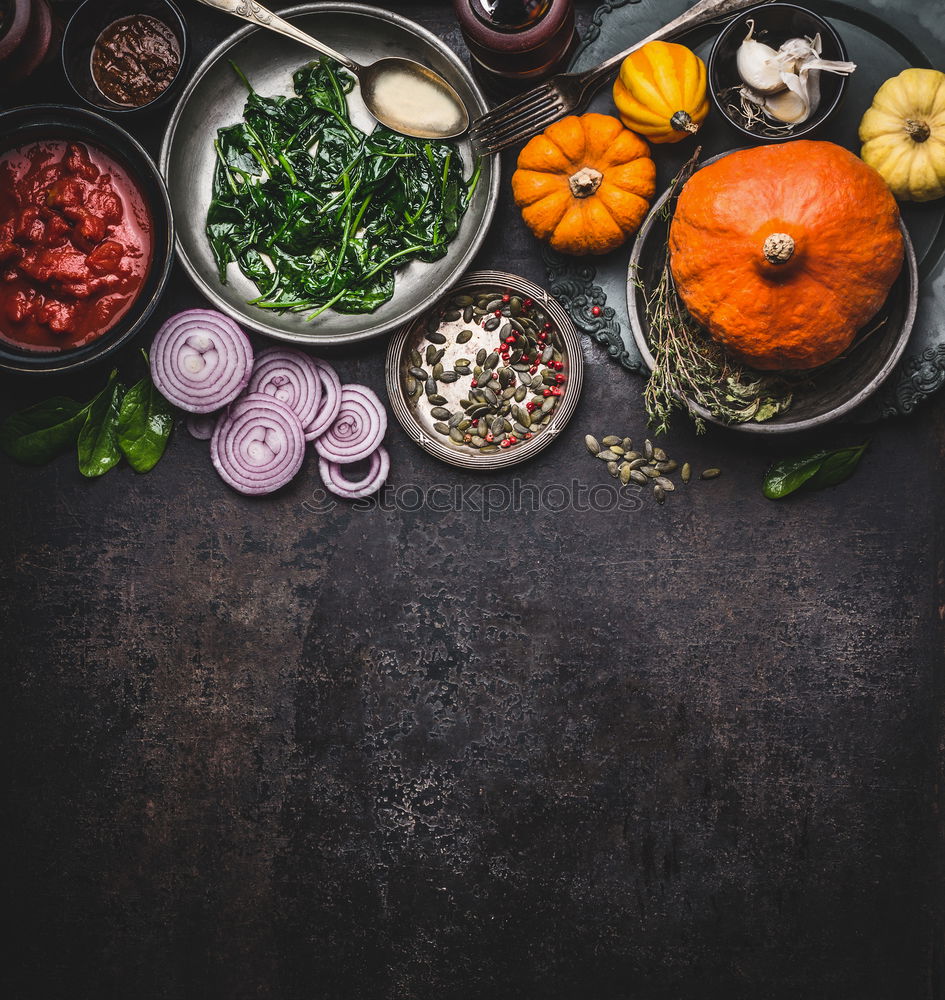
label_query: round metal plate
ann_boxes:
[160,2,499,347]
[626,152,919,435]
[386,271,584,470]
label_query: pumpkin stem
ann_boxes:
[763,233,795,265]
[568,166,604,198]
[905,118,931,143]
[670,110,700,135]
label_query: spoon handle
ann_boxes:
[193,0,360,73]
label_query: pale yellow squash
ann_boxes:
[859,67,945,202]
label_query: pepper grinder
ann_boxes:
[452,0,578,97]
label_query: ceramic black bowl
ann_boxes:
[0,104,174,375]
[61,0,189,115]
[707,2,850,142]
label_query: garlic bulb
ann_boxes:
[733,21,857,127]
[736,20,787,94]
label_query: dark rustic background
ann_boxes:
[2,2,944,998]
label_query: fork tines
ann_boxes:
[469,84,565,156]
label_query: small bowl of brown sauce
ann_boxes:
[61,0,188,114]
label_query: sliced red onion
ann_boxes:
[313,384,387,464]
[305,358,342,441]
[247,347,322,434]
[319,446,390,499]
[186,412,218,440]
[151,309,253,413]
[210,393,305,495]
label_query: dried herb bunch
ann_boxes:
[637,149,796,435]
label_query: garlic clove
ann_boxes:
[765,80,811,124]
[737,19,787,94]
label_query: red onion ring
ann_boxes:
[305,358,342,440]
[247,347,322,434]
[313,384,387,464]
[319,446,390,499]
[210,393,305,495]
[186,413,218,440]
[151,309,253,413]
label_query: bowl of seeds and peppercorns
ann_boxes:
[385,271,583,470]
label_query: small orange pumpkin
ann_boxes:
[669,141,904,370]
[511,113,656,256]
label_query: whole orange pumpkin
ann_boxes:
[669,141,904,370]
[512,113,656,255]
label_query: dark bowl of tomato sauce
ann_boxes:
[0,104,173,374]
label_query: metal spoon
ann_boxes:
[194,0,469,139]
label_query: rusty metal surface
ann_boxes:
[1,3,943,998]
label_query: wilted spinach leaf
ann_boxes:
[206,58,477,318]
[763,443,868,499]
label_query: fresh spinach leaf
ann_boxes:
[0,397,86,465]
[116,376,173,473]
[763,443,868,499]
[77,373,126,478]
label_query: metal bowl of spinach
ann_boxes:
[160,3,499,347]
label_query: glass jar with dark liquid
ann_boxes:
[453,0,577,96]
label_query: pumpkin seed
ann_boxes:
[701,468,721,479]
[621,438,633,452]
[602,435,621,447]
[440,372,459,383]
[458,419,471,431]
[607,461,619,477]
[681,463,691,483]
[541,396,556,414]
[481,387,498,406]
[653,447,667,462]
[426,314,441,334]
[444,309,461,322]
[455,365,471,376]
[409,366,427,380]
[585,435,600,455]
[449,428,465,443]
[619,464,632,486]
[457,329,473,344]
[470,435,485,447]
[509,296,523,315]
[453,294,473,307]
[429,394,448,406]
[481,445,499,454]
[483,316,500,331]
[657,460,678,473]
[409,348,422,367]
[485,351,500,369]
[432,362,444,379]
[654,476,675,491]
[598,449,619,461]
[609,445,626,456]
[514,386,527,403]
[628,457,648,470]
[448,412,465,428]
[654,484,666,505]
[433,422,449,435]
[463,306,474,323]
[405,376,417,396]
[630,470,648,485]
[476,348,487,366]
[624,451,640,462]
[425,377,437,396]
[430,406,451,420]
[484,297,503,312]
[644,439,653,459]
[430,348,445,365]
[427,331,446,345]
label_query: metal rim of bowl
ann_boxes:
[60,0,190,115]
[159,1,500,348]
[386,271,584,470]
[706,2,850,144]
[625,151,919,435]
[0,103,175,376]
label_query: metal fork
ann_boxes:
[468,0,772,155]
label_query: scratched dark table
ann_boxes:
[2,2,943,998]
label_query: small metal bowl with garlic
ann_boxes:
[707,2,855,142]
